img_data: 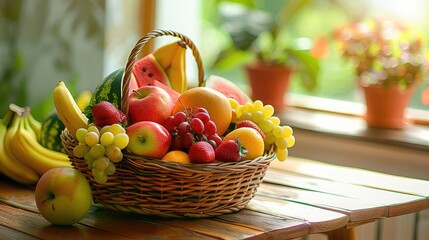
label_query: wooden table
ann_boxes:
[1,157,428,240]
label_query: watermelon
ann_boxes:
[39,112,66,153]
[84,68,138,121]
[133,54,169,86]
[132,55,180,105]
[205,75,252,104]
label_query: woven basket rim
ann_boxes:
[62,128,276,172]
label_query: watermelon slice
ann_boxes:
[132,54,180,105]
[205,75,252,104]
[133,54,169,86]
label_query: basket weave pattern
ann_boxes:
[62,30,276,218]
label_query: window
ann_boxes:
[196,0,429,122]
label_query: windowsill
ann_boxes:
[287,93,429,126]
[275,102,429,180]
[278,106,429,151]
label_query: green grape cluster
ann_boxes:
[73,123,129,184]
[229,99,295,162]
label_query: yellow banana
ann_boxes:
[76,90,92,111]
[11,117,71,177]
[0,116,9,176]
[0,112,39,185]
[0,110,13,176]
[27,111,42,139]
[22,110,38,140]
[1,109,14,128]
[152,41,181,70]
[22,115,70,162]
[166,44,187,93]
[53,81,89,138]
[152,41,187,93]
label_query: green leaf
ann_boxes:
[13,51,24,71]
[274,0,310,35]
[288,49,320,91]
[218,0,256,8]
[212,49,253,70]
[31,95,54,121]
[218,2,272,50]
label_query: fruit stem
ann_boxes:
[138,135,146,144]
[41,192,56,205]
[133,89,144,98]
[9,103,28,117]
[178,99,191,118]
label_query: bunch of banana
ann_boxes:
[152,41,187,93]
[0,104,71,185]
[53,81,89,138]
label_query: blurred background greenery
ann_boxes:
[0,0,105,119]
[201,0,429,110]
[1,0,428,121]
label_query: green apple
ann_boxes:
[35,167,93,225]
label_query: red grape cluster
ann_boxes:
[163,107,222,151]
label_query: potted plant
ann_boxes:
[213,0,323,111]
[334,17,428,129]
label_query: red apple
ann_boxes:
[128,85,173,125]
[126,121,172,158]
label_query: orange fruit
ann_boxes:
[161,150,191,164]
[223,127,264,160]
[172,87,232,136]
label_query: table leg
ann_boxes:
[326,227,356,240]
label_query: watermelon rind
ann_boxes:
[84,69,124,122]
[39,112,66,153]
[205,75,252,105]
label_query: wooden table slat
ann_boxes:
[272,157,429,197]
[264,167,428,217]
[248,195,349,234]
[81,208,217,240]
[0,203,134,240]
[216,209,310,240]
[151,209,311,240]
[0,224,38,240]
[258,182,387,222]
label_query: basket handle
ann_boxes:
[121,29,204,116]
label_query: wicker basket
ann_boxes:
[62,29,276,218]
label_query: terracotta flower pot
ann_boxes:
[245,62,292,112]
[361,84,415,129]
